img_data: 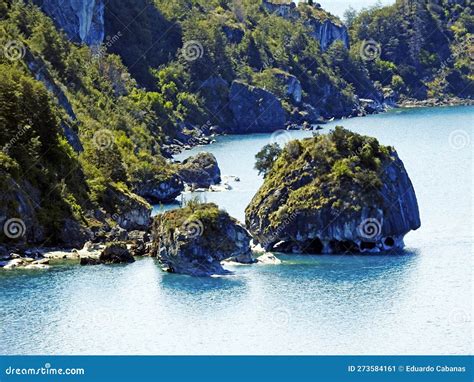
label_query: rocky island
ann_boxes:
[246,127,421,254]
[148,201,254,276]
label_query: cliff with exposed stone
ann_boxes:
[35,0,105,45]
[245,127,421,254]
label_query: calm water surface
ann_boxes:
[1,106,472,355]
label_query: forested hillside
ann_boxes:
[348,0,473,100]
[0,0,472,247]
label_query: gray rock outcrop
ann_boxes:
[307,19,350,51]
[178,152,221,189]
[149,203,254,276]
[133,173,184,203]
[36,0,105,45]
[102,184,152,231]
[228,81,286,133]
[274,71,303,104]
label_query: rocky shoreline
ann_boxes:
[399,97,473,108]
[1,127,424,276]
[161,99,472,157]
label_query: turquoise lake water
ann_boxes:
[1,106,472,355]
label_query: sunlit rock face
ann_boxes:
[245,128,421,254]
[37,0,105,45]
[262,0,350,52]
[308,19,350,51]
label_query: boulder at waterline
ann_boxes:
[133,172,184,203]
[178,152,221,189]
[99,242,135,264]
[148,202,254,277]
[245,127,421,254]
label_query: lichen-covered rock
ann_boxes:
[36,0,105,45]
[229,81,286,133]
[133,173,184,203]
[149,202,254,277]
[246,127,421,254]
[99,242,134,264]
[178,152,221,188]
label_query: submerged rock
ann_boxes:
[148,202,254,276]
[178,152,221,188]
[246,127,421,254]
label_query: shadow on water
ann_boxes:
[248,249,422,330]
[158,272,250,315]
[272,248,419,283]
[160,271,248,296]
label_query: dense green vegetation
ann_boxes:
[155,199,237,252]
[103,0,472,127]
[105,0,366,122]
[0,0,174,243]
[348,0,473,99]
[248,127,394,229]
[0,0,471,245]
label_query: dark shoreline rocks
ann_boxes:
[245,127,421,254]
[99,242,135,264]
[399,97,474,108]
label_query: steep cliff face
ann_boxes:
[262,1,349,51]
[37,0,104,45]
[228,81,286,133]
[24,49,83,152]
[307,19,350,51]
